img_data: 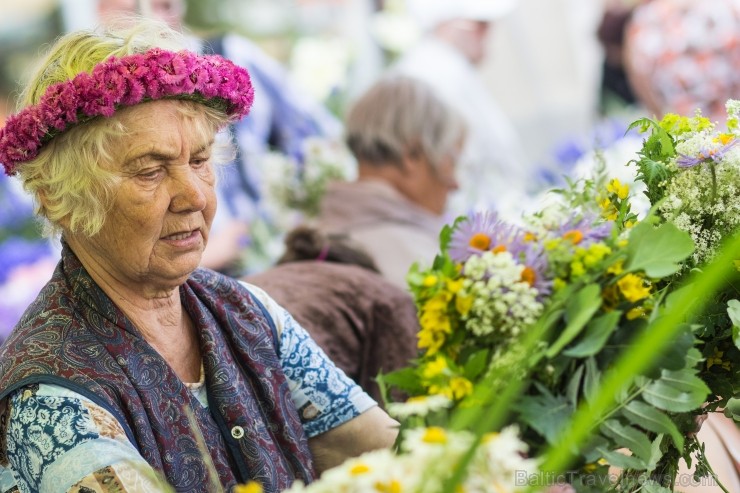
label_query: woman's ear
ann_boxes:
[400,147,426,176]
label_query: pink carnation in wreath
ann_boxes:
[0,48,254,175]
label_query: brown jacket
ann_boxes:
[316,180,444,289]
[244,261,420,404]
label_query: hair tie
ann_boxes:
[316,244,330,262]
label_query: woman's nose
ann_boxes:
[169,169,208,212]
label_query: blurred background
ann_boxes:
[0,0,653,333]
[0,0,611,165]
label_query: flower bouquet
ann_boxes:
[376,104,740,492]
[230,104,739,493]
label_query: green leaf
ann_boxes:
[379,367,424,395]
[563,311,622,358]
[728,299,740,326]
[647,324,697,373]
[724,398,740,421]
[439,216,466,252]
[515,384,573,443]
[463,349,489,380]
[600,419,654,463]
[624,222,694,277]
[546,284,603,357]
[646,435,664,473]
[566,364,585,409]
[728,300,740,349]
[621,400,684,450]
[596,447,647,470]
[583,356,602,404]
[641,370,710,412]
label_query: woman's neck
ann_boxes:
[65,239,203,383]
[115,290,203,383]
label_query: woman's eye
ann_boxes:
[191,156,210,167]
[138,168,163,180]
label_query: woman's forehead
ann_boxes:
[110,101,216,162]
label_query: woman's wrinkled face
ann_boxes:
[68,100,218,294]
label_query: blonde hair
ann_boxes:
[16,19,232,238]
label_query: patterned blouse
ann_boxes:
[0,283,375,492]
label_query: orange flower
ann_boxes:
[520,266,536,286]
[469,232,491,250]
[562,229,584,244]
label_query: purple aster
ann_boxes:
[555,213,614,246]
[448,211,508,263]
[676,138,738,168]
[449,211,552,298]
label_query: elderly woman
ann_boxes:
[0,21,397,492]
[315,75,466,289]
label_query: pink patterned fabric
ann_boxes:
[624,0,740,123]
[0,48,254,175]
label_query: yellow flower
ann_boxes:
[449,376,473,399]
[446,278,464,294]
[423,309,452,330]
[553,278,567,291]
[544,239,561,251]
[234,482,263,493]
[524,231,537,242]
[422,355,448,379]
[469,232,491,250]
[422,274,438,288]
[599,197,619,221]
[424,294,450,312]
[617,274,651,303]
[375,480,402,493]
[607,260,624,276]
[417,327,446,355]
[707,347,731,370]
[588,242,612,259]
[570,260,585,278]
[626,306,647,320]
[582,253,599,268]
[716,133,734,145]
[406,395,429,404]
[491,244,507,254]
[455,294,473,316]
[422,427,447,444]
[607,178,629,199]
[350,463,371,475]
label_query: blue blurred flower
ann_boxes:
[0,237,52,284]
[0,173,35,232]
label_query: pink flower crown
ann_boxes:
[0,47,254,175]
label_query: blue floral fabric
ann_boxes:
[276,303,376,437]
[5,390,99,493]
